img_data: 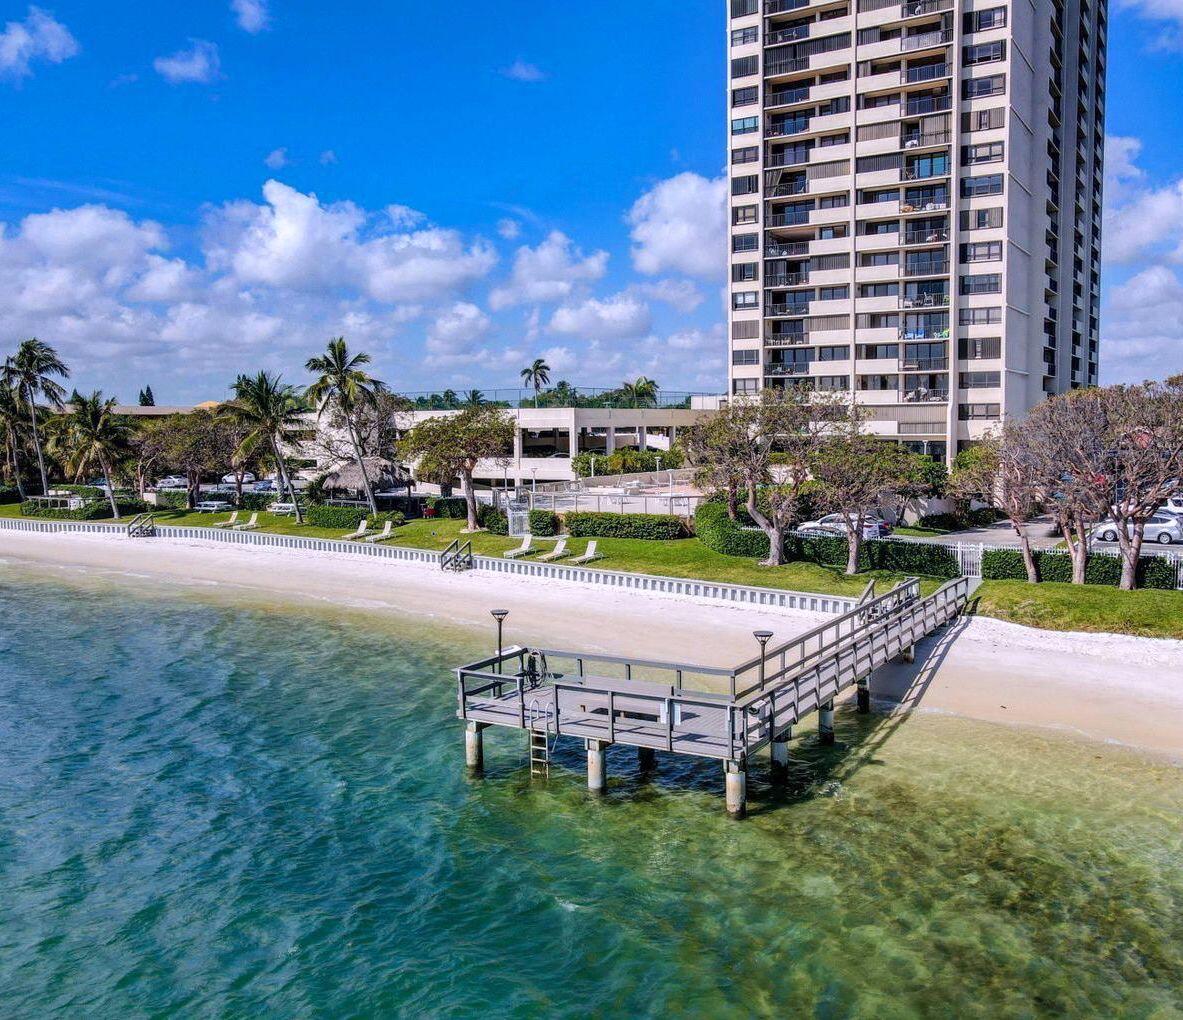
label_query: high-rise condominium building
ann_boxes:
[726,0,1104,460]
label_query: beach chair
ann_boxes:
[213,511,239,529]
[539,538,569,562]
[233,512,260,531]
[342,518,371,540]
[364,520,393,544]
[503,535,533,559]
[571,540,603,565]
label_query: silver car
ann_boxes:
[1091,514,1183,545]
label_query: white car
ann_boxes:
[222,472,256,484]
[798,513,893,540]
[156,475,187,489]
[1091,514,1183,545]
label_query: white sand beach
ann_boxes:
[2,528,1182,760]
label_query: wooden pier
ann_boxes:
[455,576,970,817]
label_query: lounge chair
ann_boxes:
[364,520,393,544]
[571,540,603,565]
[539,538,569,562]
[342,518,371,540]
[213,511,239,529]
[504,535,533,559]
[233,512,260,531]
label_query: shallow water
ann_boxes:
[0,562,1180,1018]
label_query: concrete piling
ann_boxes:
[819,700,836,745]
[769,730,791,783]
[587,739,608,794]
[857,675,871,714]
[637,746,657,771]
[465,721,486,773]
[724,760,747,819]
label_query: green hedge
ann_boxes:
[305,505,404,530]
[694,502,770,557]
[0,485,21,505]
[918,507,1005,531]
[565,511,686,540]
[571,448,684,478]
[19,496,150,521]
[427,496,468,518]
[982,548,1177,590]
[528,509,559,536]
[51,483,106,498]
[477,504,508,535]
[238,493,277,511]
[154,489,191,509]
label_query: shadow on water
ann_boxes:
[475,614,973,816]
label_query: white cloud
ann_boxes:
[1102,265,1183,382]
[502,60,546,82]
[426,301,491,356]
[628,173,727,280]
[1101,138,1183,265]
[632,278,704,312]
[489,231,608,309]
[538,345,577,374]
[497,218,521,240]
[154,40,221,85]
[231,0,270,33]
[1115,0,1183,47]
[126,256,199,303]
[1104,136,1145,198]
[549,293,652,340]
[0,6,78,81]
[319,149,338,165]
[264,147,288,169]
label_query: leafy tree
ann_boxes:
[60,391,133,518]
[398,405,514,530]
[520,358,551,408]
[138,386,155,407]
[128,417,170,498]
[681,412,747,519]
[464,389,486,408]
[305,337,384,514]
[158,411,236,510]
[620,376,659,408]
[221,372,310,523]
[0,382,28,498]
[2,338,69,495]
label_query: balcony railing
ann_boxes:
[767,24,812,45]
[902,163,951,182]
[767,180,810,197]
[901,28,953,52]
[900,199,948,213]
[904,227,949,244]
[766,149,812,169]
[766,211,812,227]
[901,131,951,149]
[899,327,951,340]
[766,332,810,346]
[902,357,948,371]
[766,272,810,286]
[767,119,811,138]
[902,61,950,84]
[766,241,811,257]
[767,0,810,13]
[766,363,812,376]
[901,387,950,402]
[901,260,950,277]
[901,0,953,17]
[766,302,812,316]
[765,86,811,108]
[899,293,949,308]
[766,57,810,76]
[904,95,952,115]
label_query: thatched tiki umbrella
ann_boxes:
[323,458,409,500]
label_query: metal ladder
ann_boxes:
[527,699,555,778]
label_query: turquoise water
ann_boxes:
[0,563,1181,1018]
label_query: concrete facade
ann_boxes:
[726,0,1105,461]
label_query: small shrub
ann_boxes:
[19,496,147,520]
[982,549,1027,580]
[51,483,106,499]
[528,509,559,536]
[570,447,684,478]
[304,505,398,529]
[154,489,191,509]
[695,502,770,558]
[917,512,961,532]
[565,511,686,540]
[427,496,468,518]
[478,504,508,535]
[238,492,276,511]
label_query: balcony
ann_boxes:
[901,62,950,84]
[901,163,951,182]
[766,56,810,77]
[767,0,810,12]
[901,130,951,150]
[903,226,949,244]
[767,24,812,46]
[767,118,812,139]
[765,86,811,108]
[766,210,812,227]
[766,301,811,316]
[766,362,812,376]
[767,149,812,169]
[766,332,810,346]
[902,357,948,371]
[900,0,953,16]
[904,95,952,115]
[901,259,950,277]
[899,293,949,309]
[766,241,811,257]
[767,180,810,198]
[766,272,810,286]
[901,385,950,402]
[900,198,948,213]
[901,28,953,52]
[898,326,950,340]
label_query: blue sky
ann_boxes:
[1,1,1182,403]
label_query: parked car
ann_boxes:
[1091,514,1183,545]
[222,472,256,484]
[194,500,234,513]
[797,513,893,540]
[1163,495,1183,514]
[156,475,188,489]
[253,480,276,493]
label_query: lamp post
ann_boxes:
[491,609,509,673]
[753,630,774,690]
[530,467,537,498]
[590,453,597,478]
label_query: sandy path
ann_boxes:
[2,529,1181,760]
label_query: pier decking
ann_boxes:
[456,575,970,816]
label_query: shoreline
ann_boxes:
[2,528,1182,762]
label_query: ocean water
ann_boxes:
[0,562,1180,1018]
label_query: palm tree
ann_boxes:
[441,389,459,410]
[2,338,69,495]
[62,391,131,519]
[620,376,659,409]
[464,389,486,408]
[305,337,383,514]
[221,372,310,524]
[520,358,551,408]
[0,382,28,499]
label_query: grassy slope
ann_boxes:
[972,580,1183,640]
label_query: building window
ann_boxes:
[964,7,1007,32]
[732,349,760,365]
[818,224,849,239]
[732,319,760,340]
[731,0,758,16]
[733,204,758,225]
[733,291,759,309]
[816,376,850,391]
[732,175,759,196]
[859,282,899,298]
[958,402,1000,420]
[960,371,1001,388]
[960,241,1003,262]
[733,378,760,395]
[731,55,759,79]
[732,262,759,282]
[963,141,1004,165]
[864,219,898,235]
[961,173,1004,197]
[732,145,759,164]
[732,232,758,253]
[959,306,1002,325]
[960,207,1003,230]
[732,85,759,107]
[961,273,1002,295]
[964,74,1006,98]
[859,251,899,266]
[819,285,849,301]
[859,374,899,390]
[731,26,759,46]
[859,343,899,360]
[818,194,849,209]
[962,107,1005,132]
[960,336,1002,359]
[818,345,850,361]
[731,116,759,135]
[963,41,1006,65]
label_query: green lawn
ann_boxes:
[971,580,1183,640]
[893,525,954,538]
[0,504,22,518]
